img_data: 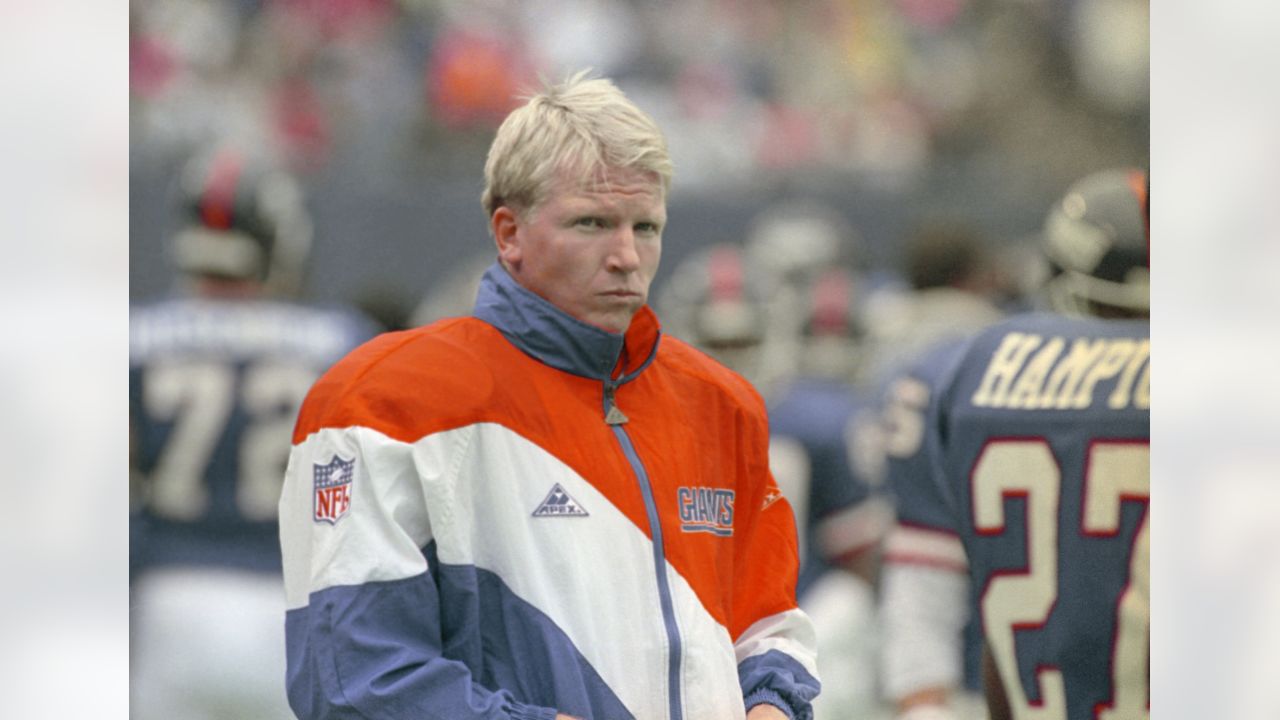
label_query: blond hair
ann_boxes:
[481,70,673,221]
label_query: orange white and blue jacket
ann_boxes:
[281,263,821,720]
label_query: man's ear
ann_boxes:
[492,206,522,269]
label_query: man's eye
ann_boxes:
[635,222,661,234]
[576,217,605,229]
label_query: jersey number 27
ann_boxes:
[973,439,1149,720]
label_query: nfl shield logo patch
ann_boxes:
[313,455,355,524]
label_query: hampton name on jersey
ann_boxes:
[928,312,1149,720]
[130,297,377,573]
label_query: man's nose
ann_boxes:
[606,227,641,272]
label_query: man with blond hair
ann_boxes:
[280,72,821,719]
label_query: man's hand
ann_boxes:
[895,687,955,720]
[746,703,790,720]
[895,704,957,720]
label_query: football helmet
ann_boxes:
[744,199,866,382]
[172,145,313,295]
[745,199,862,289]
[1042,167,1149,316]
[658,243,775,384]
[800,266,867,381]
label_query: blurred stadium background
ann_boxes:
[129,0,1148,317]
[3,0,1272,717]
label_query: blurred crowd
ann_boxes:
[132,0,1147,185]
[131,0,1148,315]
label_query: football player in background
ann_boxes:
[875,219,1013,717]
[772,263,897,720]
[129,146,378,719]
[878,168,1149,720]
[871,219,1013,720]
[879,335,991,720]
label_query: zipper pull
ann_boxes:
[604,384,630,425]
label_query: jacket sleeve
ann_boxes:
[731,407,822,720]
[280,424,559,720]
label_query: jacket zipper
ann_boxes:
[603,382,630,425]
[603,379,683,720]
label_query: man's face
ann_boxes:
[498,166,665,334]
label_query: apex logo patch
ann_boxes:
[678,486,735,537]
[313,455,355,524]
[532,483,589,517]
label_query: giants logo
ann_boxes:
[677,487,735,537]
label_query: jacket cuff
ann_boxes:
[745,688,797,720]
[507,701,559,720]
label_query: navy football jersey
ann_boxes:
[931,313,1150,720]
[883,337,970,533]
[768,376,880,597]
[130,297,377,574]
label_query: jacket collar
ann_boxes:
[473,262,661,382]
